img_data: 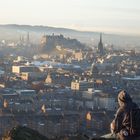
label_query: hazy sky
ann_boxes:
[0,0,140,35]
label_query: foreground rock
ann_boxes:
[2,126,120,140]
[2,126,49,140]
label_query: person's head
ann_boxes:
[118,90,132,107]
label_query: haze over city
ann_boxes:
[0,0,140,35]
[0,0,140,140]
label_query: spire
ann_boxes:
[27,32,30,44]
[98,33,104,56]
[100,33,102,43]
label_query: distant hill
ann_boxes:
[0,24,140,50]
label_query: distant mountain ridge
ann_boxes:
[0,24,95,34]
[0,24,140,50]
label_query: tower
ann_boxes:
[19,35,24,45]
[98,33,104,56]
[26,32,30,44]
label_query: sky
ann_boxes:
[0,0,140,35]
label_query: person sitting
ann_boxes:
[110,90,140,140]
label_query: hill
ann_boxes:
[40,34,85,52]
[0,24,140,50]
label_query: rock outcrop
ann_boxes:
[2,126,49,140]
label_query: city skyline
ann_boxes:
[0,0,140,35]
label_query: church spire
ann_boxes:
[100,33,102,43]
[98,33,104,56]
[27,32,30,44]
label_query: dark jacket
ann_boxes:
[112,90,138,134]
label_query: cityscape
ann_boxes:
[0,0,140,140]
